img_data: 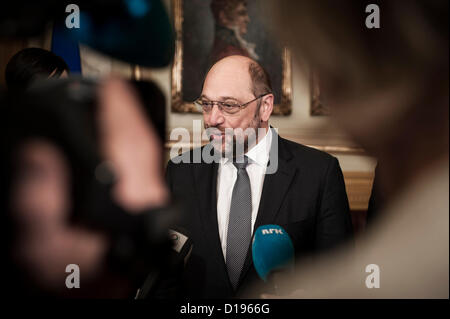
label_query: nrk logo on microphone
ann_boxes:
[261,227,284,235]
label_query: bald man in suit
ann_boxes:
[166,55,353,298]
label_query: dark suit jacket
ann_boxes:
[165,131,353,298]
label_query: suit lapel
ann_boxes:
[193,159,234,291]
[239,131,297,286]
[253,138,296,230]
[194,161,219,236]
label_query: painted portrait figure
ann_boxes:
[209,0,259,64]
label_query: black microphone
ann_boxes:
[135,227,193,299]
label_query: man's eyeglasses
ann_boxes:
[194,93,270,115]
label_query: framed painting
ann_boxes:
[171,0,292,115]
[310,70,331,116]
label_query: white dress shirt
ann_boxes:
[217,128,273,261]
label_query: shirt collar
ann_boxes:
[246,127,272,167]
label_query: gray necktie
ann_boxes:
[226,156,252,290]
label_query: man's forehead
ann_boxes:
[202,60,252,99]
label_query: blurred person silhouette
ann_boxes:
[251,0,449,298]
[5,47,69,91]
[0,0,177,298]
[1,77,171,297]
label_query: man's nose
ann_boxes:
[206,105,225,126]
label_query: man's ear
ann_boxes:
[260,94,274,122]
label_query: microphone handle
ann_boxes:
[267,270,294,297]
[266,272,279,296]
[135,270,160,299]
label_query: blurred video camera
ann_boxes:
[0,77,178,290]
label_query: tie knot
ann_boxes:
[233,156,249,170]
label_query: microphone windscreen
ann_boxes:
[71,0,174,67]
[252,224,294,281]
